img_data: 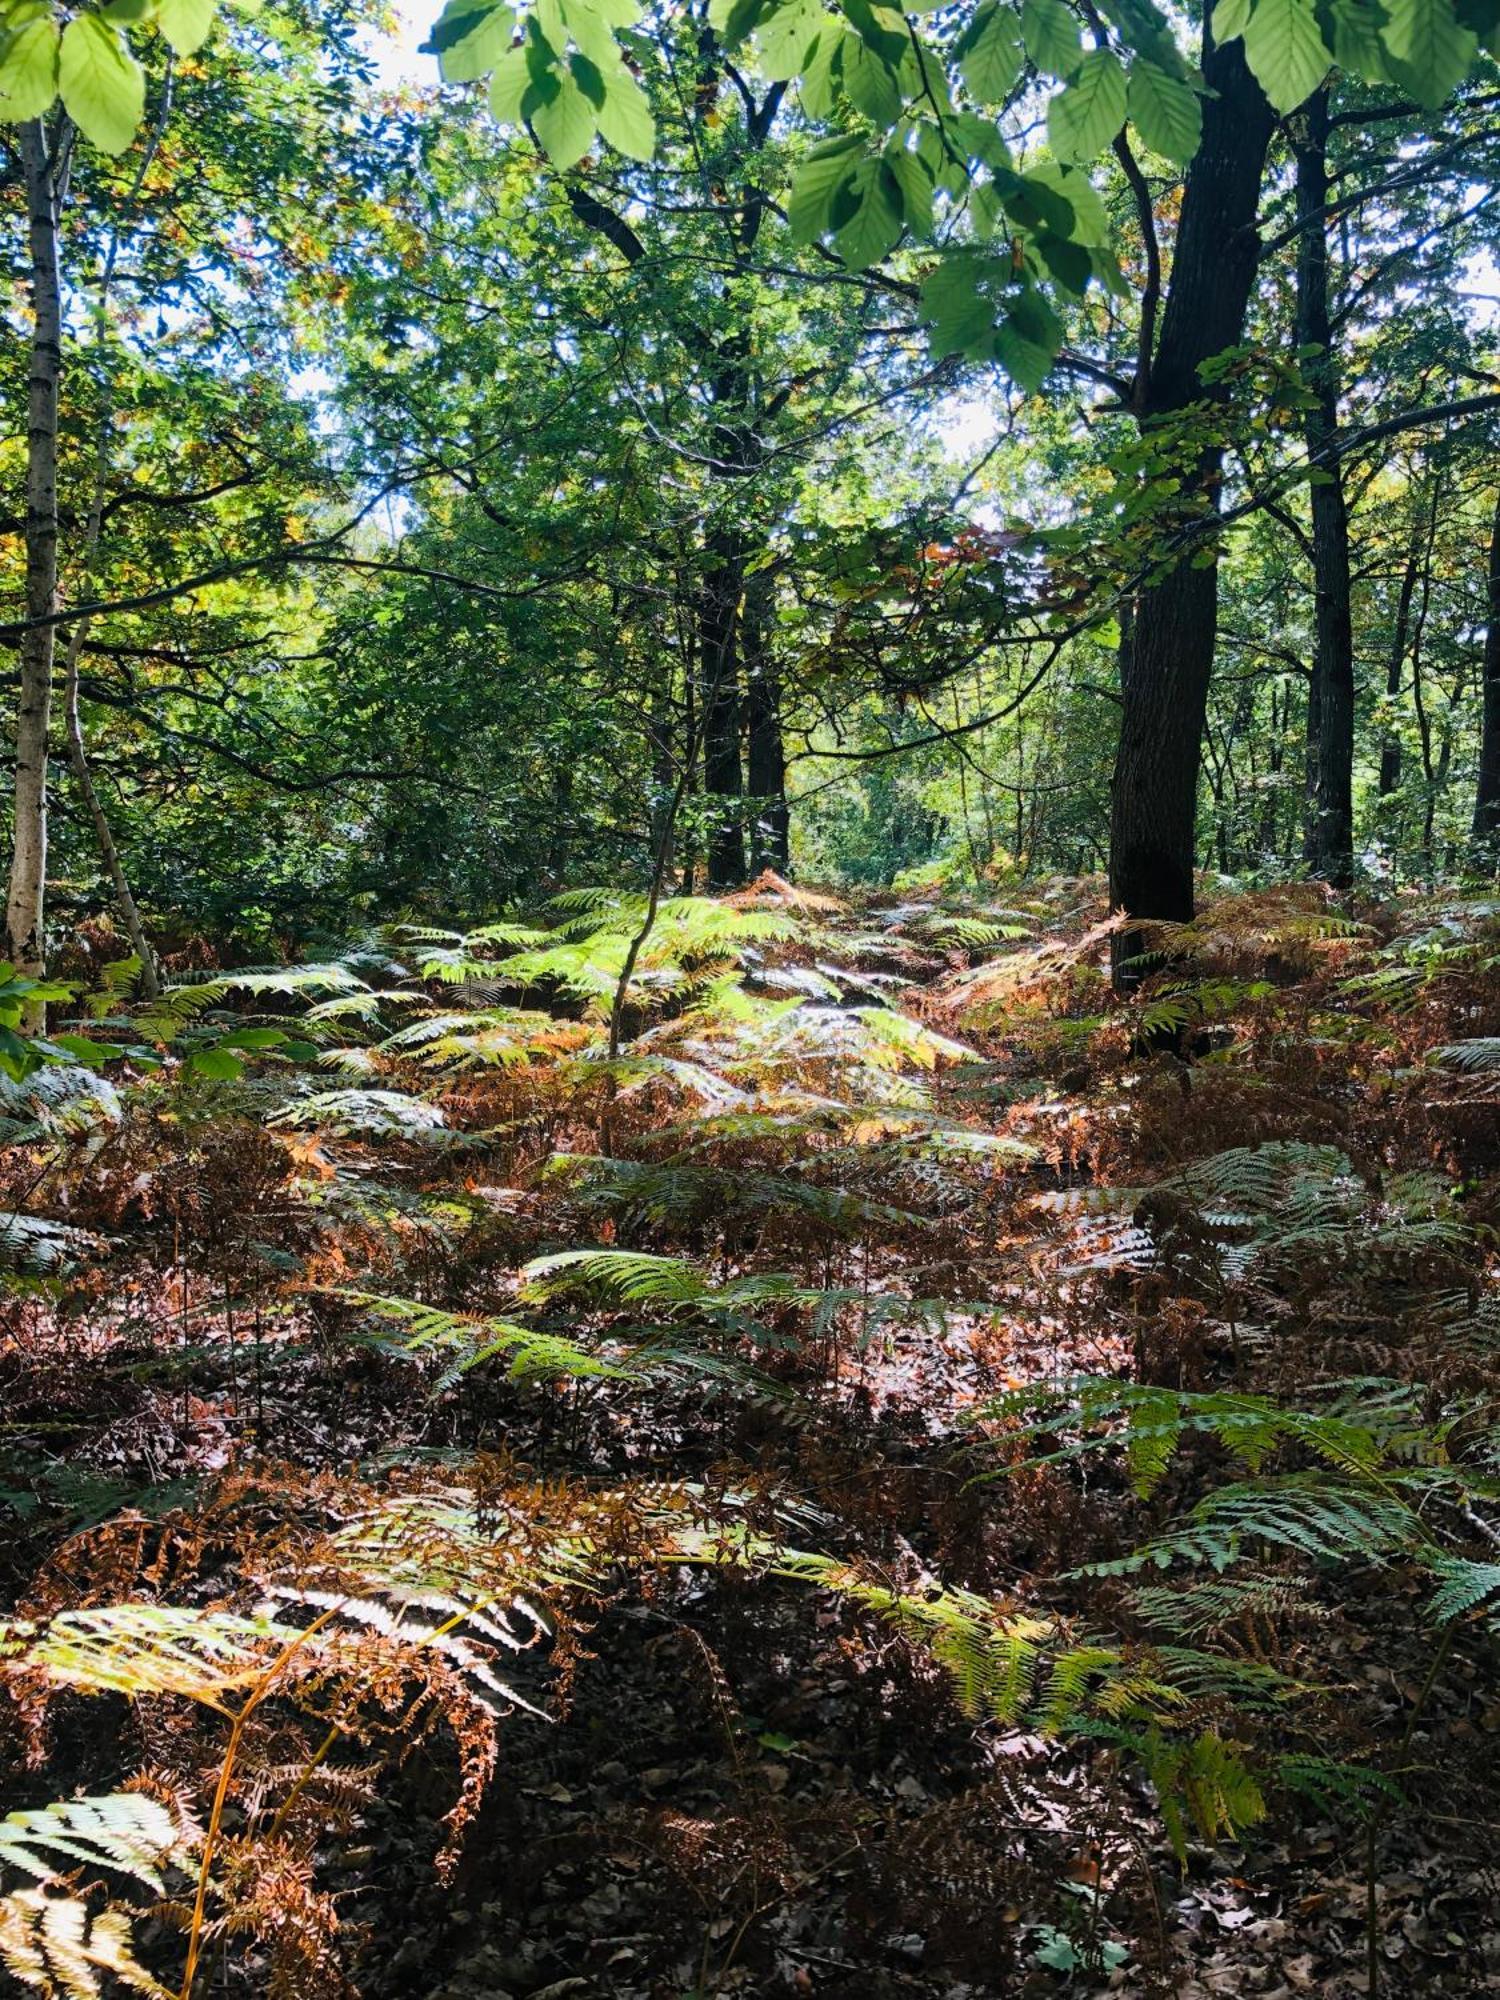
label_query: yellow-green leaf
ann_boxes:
[156,0,215,54]
[0,9,59,120]
[530,63,595,165]
[58,12,143,153]
[593,61,653,157]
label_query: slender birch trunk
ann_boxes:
[6,120,67,1003]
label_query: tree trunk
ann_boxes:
[64,644,161,998]
[699,531,745,889]
[1301,653,1322,866]
[1378,548,1418,800]
[1294,89,1356,888]
[742,567,788,872]
[1108,34,1276,983]
[1471,490,1500,860]
[6,120,67,999]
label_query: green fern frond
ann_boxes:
[1276,1755,1402,1818]
[519,1249,710,1306]
[1076,1478,1420,1578]
[0,1795,186,1897]
[332,1289,631,1386]
[1427,1557,1500,1622]
[1429,1039,1500,1073]
[269,1089,449,1138]
[0,1605,297,1711]
[0,1214,108,1275]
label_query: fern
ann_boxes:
[333,1288,632,1387]
[0,1606,299,1711]
[1075,1478,1422,1578]
[269,1088,449,1138]
[0,1889,170,1998]
[0,1215,107,1275]
[0,1795,186,1896]
[1426,1557,1500,1622]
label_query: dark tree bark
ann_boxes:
[1471,490,1500,860]
[1301,650,1322,866]
[742,567,788,872]
[1378,548,1418,800]
[1109,34,1276,983]
[700,531,746,889]
[1294,89,1357,888]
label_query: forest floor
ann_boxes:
[3,876,1500,1999]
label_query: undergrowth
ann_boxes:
[2,876,1499,1995]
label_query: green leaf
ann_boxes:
[1046,47,1126,163]
[958,0,1023,100]
[787,130,863,241]
[996,284,1062,387]
[841,32,901,123]
[1323,0,1389,72]
[1034,1930,1081,1973]
[833,155,904,267]
[0,1025,42,1082]
[531,62,596,164]
[1240,0,1331,111]
[1026,158,1105,240]
[920,251,995,357]
[798,26,839,111]
[1021,0,1081,75]
[1034,227,1092,291]
[841,0,908,64]
[593,59,653,155]
[559,0,623,63]
[884,137,934,236]
[971,176,1004,238]
[754,0,822,76]
[710,0,767,41]
[1382,0,1475,102]
[488,42,531,117]
[50,1034,114,1065]
[155,0,215,52]
[1126,56,1200,161]
[995,162,1075,234]
[219,1027,289,1051]
[0,7,58,117]
[1211,0,1252,37]
[947,107,1011,167]
[429,0,514,80]
[58,12,143,154]
[187,1047,244,1081]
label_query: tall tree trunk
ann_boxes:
[1301,654,1322,866]
[1378,548,1418,800]
[59,89,171,1003]
[1108,35,1276,983]
[742,567,788,873]
[1470,490,1500,860]
[1294,89,1356,888]
[64,646,161,997]
[1408,473,1443,880]
[7,120,67,999]
[699,531,745,889]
